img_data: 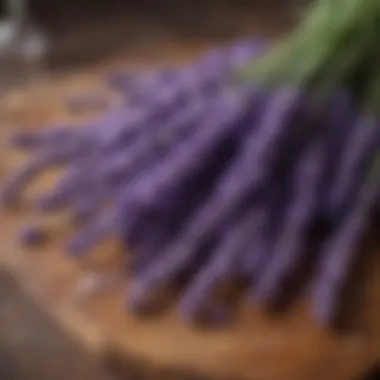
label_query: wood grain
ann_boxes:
[0,32,380,380]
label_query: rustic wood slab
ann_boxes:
[1,37,380,380]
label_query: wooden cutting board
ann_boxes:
[1,41,380,380]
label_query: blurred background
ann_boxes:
[0,0,297,85]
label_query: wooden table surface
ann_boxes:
[1,5,380,380]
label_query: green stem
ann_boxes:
[239,0,380,115]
